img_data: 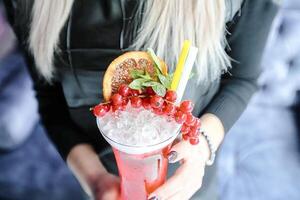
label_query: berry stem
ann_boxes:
[164,99,176,105]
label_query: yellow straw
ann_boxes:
[170,40,191,91]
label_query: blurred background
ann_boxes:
[0,0,300,200]
[0,1,85,200]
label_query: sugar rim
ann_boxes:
[96,117,181,154]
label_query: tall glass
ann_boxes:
[97,118,179,200]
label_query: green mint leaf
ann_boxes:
[166,73,174,87]
[145,71,151,77]
[142,81,159,87]
[152,83,167,97]
[128,78,147,90]
[139,73,152,80]
[130,69,145,79]
[167,73,174,82]
[147,48,163,75]
[158,74,171,89]
[130,69,152,80]
[167,73,174,79]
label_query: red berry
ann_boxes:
[185,113,196,126]
[112,104,125,112]
[111,94,123,105]
[164,90,177,102]
[93,104,108,117]
[181,124,190,134]
[153,108,164,115]
[174,111,187,124]
[130,96,142,108]
[150,95,164,108]
[122,98,129,106]
[142,98,152,110]
[130,89,141,96]
[103,104,111,112]
[118,84,130,97]
[182,134,190,141]
[121,104,127,110]
[180,100,194,113]
[189,137,199,145]
[162,103,176,116]
[193,118,201,129]
[188,127,200,137]
[145,87,156,95]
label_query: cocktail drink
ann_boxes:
[93,46,200,200]
[112,147,169,199]
[97,106,181,200]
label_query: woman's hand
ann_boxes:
[67,144,121,200]
[149,113,225,200]
[90,172,120,200]
[149,138,210,200]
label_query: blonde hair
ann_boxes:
[29,0,74,81]
[30,0,231,83]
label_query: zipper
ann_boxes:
[119,0,126,49]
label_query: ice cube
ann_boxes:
[102,119,116,131]
[98,105,180,146]
[141,124,159,144]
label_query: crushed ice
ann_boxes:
[98,104,181,146]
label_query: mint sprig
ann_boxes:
[147,48,163,74]
[128,78,148,90]
[158,74,171,89]
[130,69,145,79]
[128,49,174,97]
[152,82,166,97]
[142,81,159,87]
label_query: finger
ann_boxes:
[97,188,119,200]
[148,192,183,200]
[99,193,118,200]
[149,163,188,200]
[96,180,120,200]
[96,188,119,200]
[167,141,190,163]
[168,175,204,200]
[169,164,205,200]
[184,166,205,199]
[168,193,187,200]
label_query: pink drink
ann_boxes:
[113,145,170,200]
[97,108,180,200]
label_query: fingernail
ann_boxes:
[167,151,178,163]
[148,196,159,200]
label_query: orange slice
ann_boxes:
[103,51,168,101]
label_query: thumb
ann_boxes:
[167,140,190,163]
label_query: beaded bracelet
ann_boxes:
[199,129,216,166]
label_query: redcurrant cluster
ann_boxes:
[92,84,201,145]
